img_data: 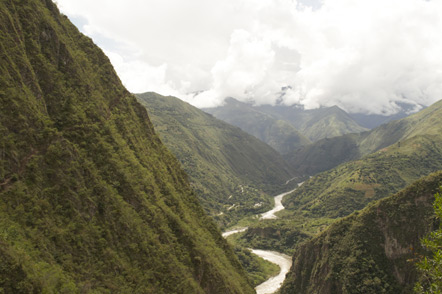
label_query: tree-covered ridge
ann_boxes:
[136,92,297,227]
[281,171,442,294]
[0,0,253,293]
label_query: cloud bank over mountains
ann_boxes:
[57,0,442,114]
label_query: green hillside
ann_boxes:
[280,171,442,294]
[0,1,254,293]
[256,104,368,142]
[236,100,442,256]
[283,128,442,219]
[136,92,297,227]
[203,98,311,154]
[288,99,442,175]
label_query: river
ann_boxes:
[251,249,293,294]
[222,185,302,294]
[260,188,297,220]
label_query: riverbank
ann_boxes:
[222,186,300,293]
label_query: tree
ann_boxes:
[415,189,442,294]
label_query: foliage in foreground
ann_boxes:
[415,189,442,294]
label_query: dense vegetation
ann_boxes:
[0,1,254,293]
[231,219,312,255]
[203,97,311,154]
[414,189,442,293]
[136,92,298,228]
[280,171,442,294]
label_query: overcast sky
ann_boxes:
[56,0,442,114]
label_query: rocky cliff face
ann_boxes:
[0,0,253,293]
[280,172,442,294]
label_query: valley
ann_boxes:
[136,90,442,293]
[136,92,299,229]
[2,0,442,293]
[223,187,299,294]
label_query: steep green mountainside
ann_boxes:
[255,104,368,142]
[280,171,442,294]
[203,98,311,154]
[136,92,297,227]
[288,99,442,176]
[0,1,254,293]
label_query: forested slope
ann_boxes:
[0,1,253,293]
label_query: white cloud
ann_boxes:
[56,0,442,114]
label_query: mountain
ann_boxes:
[136,92,297,227]
[280,171,442,294]
[234,99,442,257]
[349,102,423,129]
[288,99,442,176]
[203,98,311,154]
[255,104,368,142]
[0,1,254,293]
[349,111,411,129]
[283,125,442,220]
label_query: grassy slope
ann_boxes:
[0,1,254,293]
[136,92,298,227]
[281,171,442,294]
[204,98,311,154]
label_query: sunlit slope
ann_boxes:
[0,1,254,293]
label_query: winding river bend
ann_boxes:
[222,185,301,294]
[251,249,292,294]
